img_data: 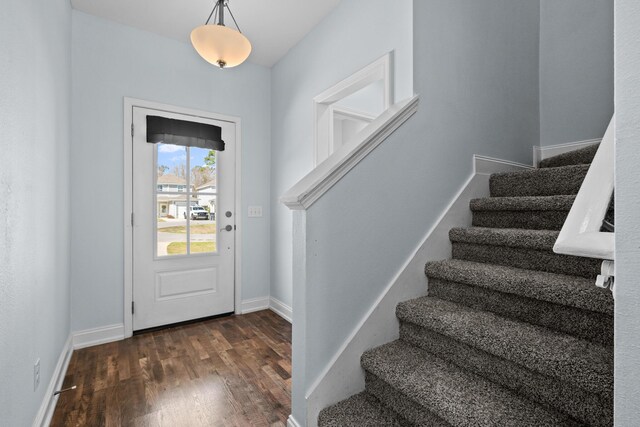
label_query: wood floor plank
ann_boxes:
[51,311,291,426]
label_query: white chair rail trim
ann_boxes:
[554,115,615,260]
[281,95,419,211]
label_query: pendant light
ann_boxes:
[191,0,252,69]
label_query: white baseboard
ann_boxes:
[240,296,292,322]
[473,155,534,174]
[72,324,125,350]
[287,415,303,427]
[240,297,271,314]
[533,139,601,167]
[33,335,73,427]
[269,297,292,323]
[304,156,530,426]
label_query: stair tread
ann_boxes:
[362,341,576,427]
[490,164,590,197]
[318,392,404,427]
[396,297,613,394]
[450,227,559,250]
[425,259,612,314]
[470,195,575,211]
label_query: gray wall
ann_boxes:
[539,0,614,145]
[71,11,272,332]
[270,0,414,311]
[614,0,640,423]
[0,0,72,424]
[414,0,540,163]
[290,0,540,422]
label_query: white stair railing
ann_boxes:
[553,115,615,290]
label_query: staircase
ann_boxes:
[318,145,613,427]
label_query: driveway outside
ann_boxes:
[156,218,216,256]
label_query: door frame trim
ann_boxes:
[123,97,243,338]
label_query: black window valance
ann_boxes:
[146,116,225,151]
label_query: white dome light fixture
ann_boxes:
[191,0,252,69]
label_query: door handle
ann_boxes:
[220,225,233,232]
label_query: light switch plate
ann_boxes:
[248,206,263,218]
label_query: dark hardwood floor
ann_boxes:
[51,310,291,427]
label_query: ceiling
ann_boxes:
[70,0,342,67]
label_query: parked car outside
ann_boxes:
[184,205,210,220]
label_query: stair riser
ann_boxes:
[317,393,407,427]
[451,242,601,279]
[472,210,568,230]
[539,145,599,168]
[400,322,612,427]
[490,166,588,198]
[364,372,450,427]
[449,228,559,250]
[428,278,613,346]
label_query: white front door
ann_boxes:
[132,106,236,331]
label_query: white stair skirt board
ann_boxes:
[304,155,531,427]
[533,139,601,167]
[240,297,271,314]
[270,297,293,323]
[474,155,533,174]
[33,335,73,427]
[72,324,125,350]
[287,415,303,427]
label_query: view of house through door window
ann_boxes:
[156,144,218,256]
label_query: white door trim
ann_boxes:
[123,97,242,338]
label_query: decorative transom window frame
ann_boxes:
[313,52,394,167]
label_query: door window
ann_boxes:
[155,143,218,257]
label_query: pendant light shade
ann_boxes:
[191,0,251,69]
[191,25,251,69]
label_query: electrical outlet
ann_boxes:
[34,359,40,391]
[248,206,263,218]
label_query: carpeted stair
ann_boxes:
[538,144,599,169]
[319,144,613,427]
